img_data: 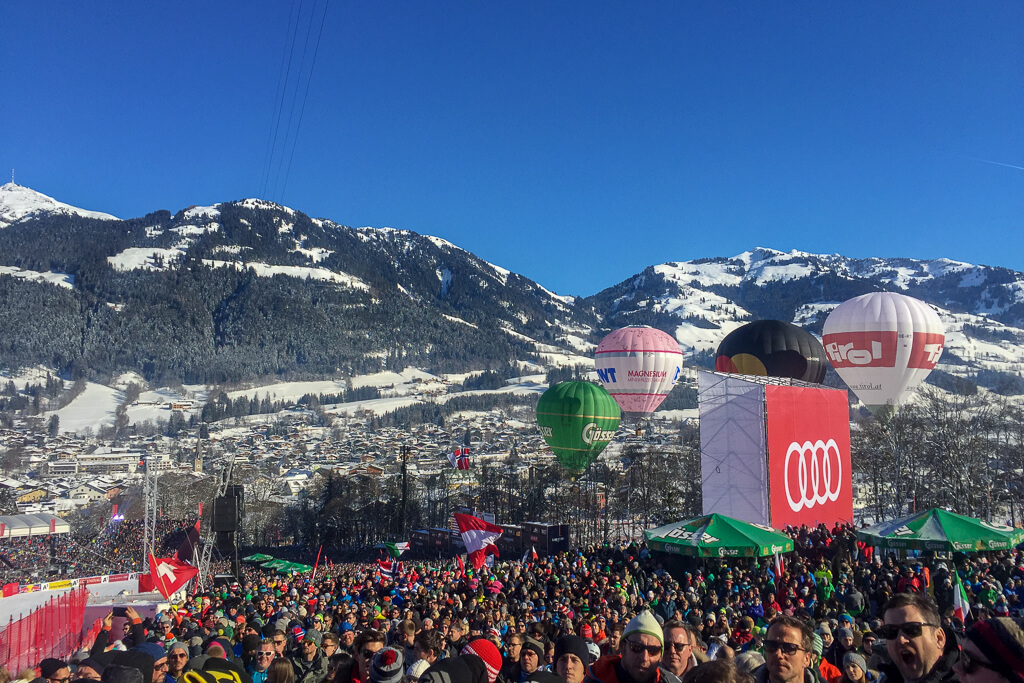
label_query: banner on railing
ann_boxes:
[0,572,140,599]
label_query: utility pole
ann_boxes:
[400,445,410,536]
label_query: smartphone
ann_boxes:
[112,607,129,617]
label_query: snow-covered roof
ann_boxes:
[0,513,71,537]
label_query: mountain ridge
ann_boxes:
[2,184,1023,396]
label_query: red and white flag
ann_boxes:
[773,552,786,583]
[148,554,199,599]
[454,513,502,569]
[953,569,971,623]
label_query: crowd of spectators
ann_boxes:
[0,517,198,582]
[3,522,1024,683]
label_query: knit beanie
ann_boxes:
[965,617,1024,683]
[837,628,853,641]
[462,639,502,683]
[370,647,405,683]
[811,634,823,657]
[131,643,167,663]
[39,659,68,678]
[522,637,545,658]
[407,659,431,680]
[419,658,474,683]
[623,611,663,648]
[554,636,590,667]
[843,653,868,673]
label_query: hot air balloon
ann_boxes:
[715,320,828,384]
[536,381,621,470]
[822,292,944,413]
[594,326,683,415]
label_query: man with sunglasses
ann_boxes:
[165,642,190,683]
[586,611,680,683]
[755,615,814,683]
[661,620,695,678]
[878,593,956,683]
[249,642,276,683]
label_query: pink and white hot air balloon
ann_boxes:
[822,292,945,413]
[594,326,683,414]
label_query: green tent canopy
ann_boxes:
[262,559,288,569]
[644,513,794,558]
[243,553,274,562]
[857,508,1024,552]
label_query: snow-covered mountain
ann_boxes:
[0,182,119,227]
[1,185,1024,395]
[584,248,1024,393]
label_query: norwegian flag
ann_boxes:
[448,448,470,470]
[377,558,402,578]
[454,513,502,570]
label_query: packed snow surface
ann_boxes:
[0,182,119,227]
[0,265,74,289]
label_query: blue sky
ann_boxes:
[2,1,1021,296]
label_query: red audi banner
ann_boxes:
[765,385,853,528]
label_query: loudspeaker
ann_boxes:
[212,485,244,532]
[215,531,236,553]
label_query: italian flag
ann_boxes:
[385,542,409,559]
[953,569,971,623]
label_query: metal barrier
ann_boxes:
[0,587,89,673]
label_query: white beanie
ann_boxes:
[623,610,664,648]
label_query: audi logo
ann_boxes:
[784,439,843,512]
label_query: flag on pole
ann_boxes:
[384,542,409,559]
[311,545,323,582]
[454,513,502,569]
[522,545,539,563]
[953,569,971,623]
[773,552,786,584]
[377,559,402,578]
[456,554,466,579]
[148,554,199,599]
[448,448,470,470]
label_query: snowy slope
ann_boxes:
[0,183,119,227]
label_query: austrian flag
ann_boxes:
[454,513,502,569]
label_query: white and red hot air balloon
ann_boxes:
[823,292,945,413]
[595,326,683,415]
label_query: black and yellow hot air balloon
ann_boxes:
[715,320,827,384]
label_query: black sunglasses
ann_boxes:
[361,649,378,659]
[764,640,804,656]
[877,622,938,640]
[625,639,662,656]
[667,642,691,652]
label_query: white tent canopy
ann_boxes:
[0,514,70,538]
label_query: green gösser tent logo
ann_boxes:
[536,381,621,470]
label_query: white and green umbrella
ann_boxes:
[645,513,794,558]
[857,508,1024,552]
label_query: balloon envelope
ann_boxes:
[822,292,944,412]
[715,320,827,384]
[536,381,621,470]
[594,326,683,414]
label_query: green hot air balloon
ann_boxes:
[536,381,621,470]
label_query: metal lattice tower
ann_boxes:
[141,460,159,569]
[196,453,235,591]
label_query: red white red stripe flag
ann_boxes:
[454,513,502,569]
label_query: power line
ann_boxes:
[259,0,303,200]
[280,0,332,202]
